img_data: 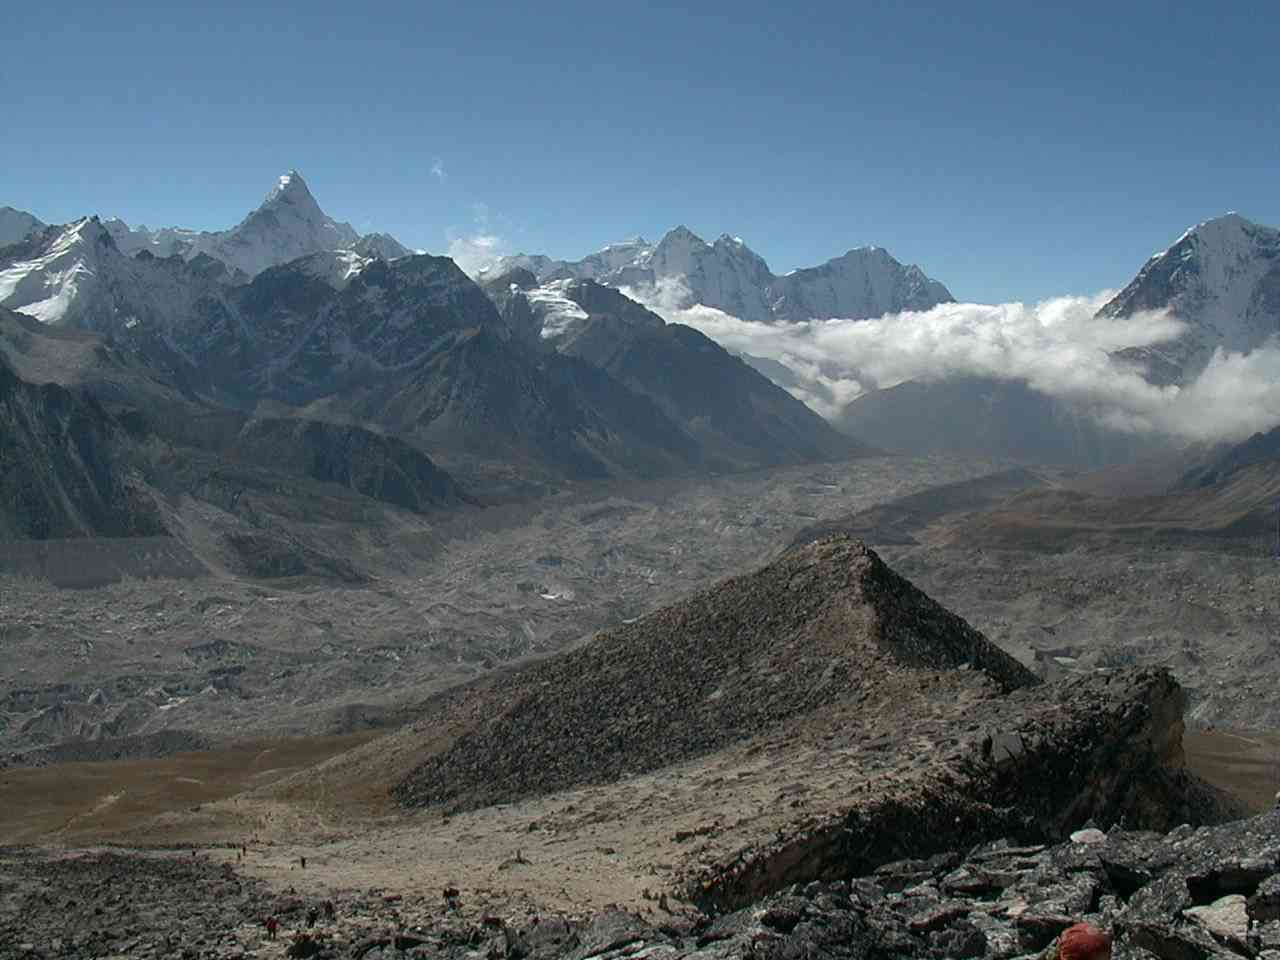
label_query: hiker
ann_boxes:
[306,906,318,928]
[300,855,307,869]
[265,916,279,940]
[323,900,336,922]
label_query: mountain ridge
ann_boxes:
[482,225,955,322]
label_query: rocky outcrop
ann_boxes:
[391,538,1239,918]
[17,811,1277,959]
[392,538,1036,813]
[687,668,1243,913]
[459,811,1280,960]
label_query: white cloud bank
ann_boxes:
[447,232,507,277]
[623,277,1280,443]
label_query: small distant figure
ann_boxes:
[265,916,279,941]
[242,845,247,857]
[323,900,336,922]
[300,855,307,870]
[1041,923,1112,960]
[306,906,318,928]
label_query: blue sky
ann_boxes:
[4,0,1277,303]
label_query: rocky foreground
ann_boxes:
[5,810,1280,959]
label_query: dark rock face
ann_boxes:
[230,417,475,513]
[392,538,1036,814]
[690,667,1244,913]
[0,352,164,539]
[553,281,860,468]
[499,812,1280,960]
[1177,425,1280,490]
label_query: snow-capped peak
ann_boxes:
[53,171,410,282]
[483,224,952,322]
[270,170,309,199]
[262,169,326,218]
[0,216,119,324]
[1100,211,1280,382]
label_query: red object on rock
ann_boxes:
[1057,922,1112,960]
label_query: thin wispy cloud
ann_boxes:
[624,277,1280,443]
[431,157,447,183]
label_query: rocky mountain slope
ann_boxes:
[394,535,1205,823]
[265,536,1238,926]
[1100,212,1280,384]
[1177,424,1280,491]
[392,537,1035,812]
[0,348,163,539]
[485,274,860,467]
[482,226,954,322]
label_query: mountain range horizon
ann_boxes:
[2,168,1265,306]
[4,170,1280,463]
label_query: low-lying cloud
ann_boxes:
[623,277,1280,443]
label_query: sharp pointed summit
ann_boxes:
[267,170,314,203]
[65,170,410,282]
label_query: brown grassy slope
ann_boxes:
[391,536,1036,812]
[945,461,1280,552]
[0,732,379,844]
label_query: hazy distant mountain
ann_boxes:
[484,274,861,467]
[0,207,44,247]
[1099,213,1280,384]
[838,375,1163,467]
[482,226,953,322]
